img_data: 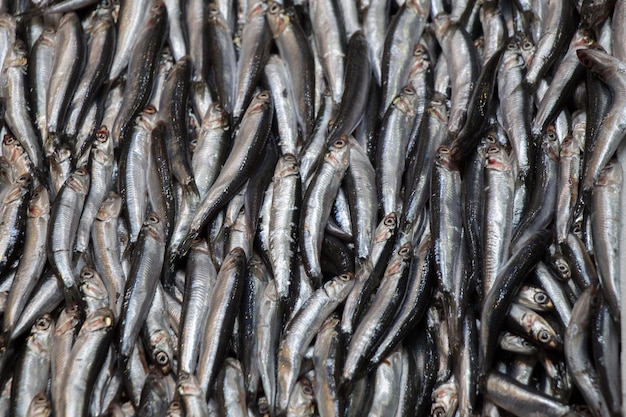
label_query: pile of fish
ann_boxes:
[0,0,624,415]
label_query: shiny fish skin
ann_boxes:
[309,0,345,106]
[481,143,514,298]
[591,158,622,319]
[11,315,53,417]
[75,126,113,254]
[197,247,246,397]
[178,238,216,375]
[343,244,412,384]
[48,167,88,306]
[3,185,48,337]
[0,175,30,283]
[1,2,626,416]
[300,138,350,284]
[266,1,315,138]
[117,213,166,369]
[207,3,237,118]
[176,91,272,257]
[484,371,583,417]
[28,26,55,153]
[45,12,86,145]
[60,308,114,417]
[376,85,418,217]
[62,8,115,140]
[324,30,371,148]
[565,286,613,417]
[276,273,354,415]
[91,192,126,318]
[111,1,167,147]
[379,0,429,116]
[0,40,43,169]
[269,153,301,306]
[577,48,626,194]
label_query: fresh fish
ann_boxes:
[176,91,272,257]
[117,213,166,369]
[276,273,354,414]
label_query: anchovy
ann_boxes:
[75,127,113,254]
[117,213,166,369]
[63,9,115,140]
[0,40,43,169]
[591,158,622,319]
[46,12,86,146]
[343,244,412,383]
[300,138,351,284]
[111,1,167,147]
[176,91,272,257]
[325,31,371,147]
[276,273,354,414]
[11,315,53,417]
[197,247,246,397]
[565,285,612,417]
[232,1,271,121]
[380,0,429,117]
[266,1,315,137]
[108,0,155,82]
[269,153,301,306]
[60,308,114,417]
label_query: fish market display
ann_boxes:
[0,0,624,416]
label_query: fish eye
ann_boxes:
[333,138,346,148]
[439,146,450,154]
[384,214,397,227]
[34,393,47,403]
[3,135,15,145]
[399,245,411,256]
[36,318,50,330]
[538,330,551,342]
[96,131,108,143]
[269,2,281,14]
[147,214,159,224]
[522,41,533,50]
[507,42,516,50]
[81,269,94,279]
[402,86,415,95]
[155,351,169,365]
[169,401,181,410]
[17,175,30,184]
[76,168,87,176]
[433,407,445,417]
[534,292,548,304]
[487,146,499,154]
[302,383,313,396]
[557,262,569,274]
[258,91,270,100]
[340,273,353,281]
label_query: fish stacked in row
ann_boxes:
[0,0,623,415]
